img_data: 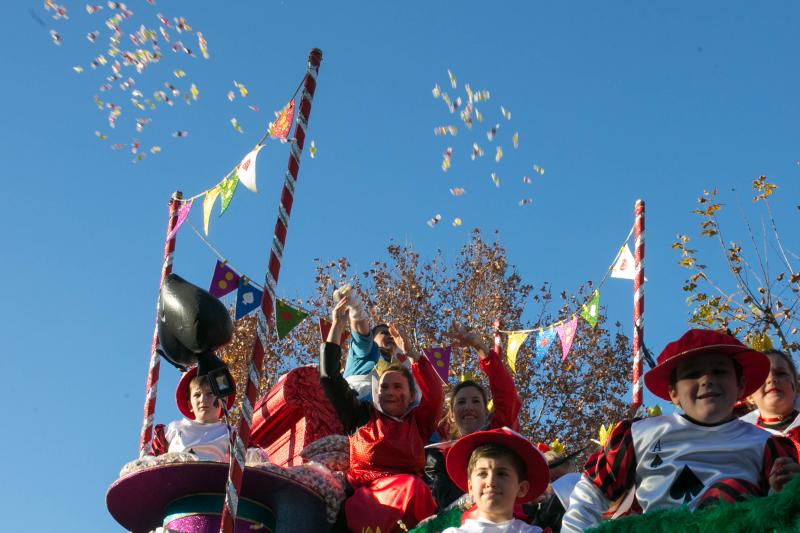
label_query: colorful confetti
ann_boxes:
[197,32,209,59]
[519,198,533,206]
[86,4,103,14]
[309,140,317,159]
[50,30,62,46]
[248,104,259,112]
[150,146,161,154]
[190,83,199,100]
[533,164,545,175]
[95,130,108,140]
[432,84,441,98]
[426,214,442,228]
[491,172,500,188]
[450,187,466,196]
[512,132,519,149]
[495,146,503,162]
[441,147,453,171]
[234,80,248,97]
[501,106,511,120]
[73,66,84,73]
[487,123,500,141]
[230,117,244,134]
[447,69,457,89]
[471,142,484,160]
[452,218,462,227]
[227,90,235,102]
[522,176,532,184]
[172,130,188,138]
[434,126,458,136]
[173,69,186,78]
[87,31,100,43]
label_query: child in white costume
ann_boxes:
[562,329,800,532]
[151,367,234,462]
[442,427,549,533]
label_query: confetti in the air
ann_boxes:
[474,108,483,122]
[522,176,532,184]
[442,147,453,171]
[432,84,441,98]
[473,90,490,102]
[450,187,466,196]
[447,69,457,89]
[230,117,244,134]
[495,146,503,162]
[487,123,499,141]
[173,69,186,78]
[427,214,442,228]
[471,143,484,160]
[86,4,103,14]
[87,31,100,43]
[434,126,458,136]
[512,132,519,149]
[533,164,545,175]
[50,30,62,46]
[150,146,161,154]
[491,172,500,188]
[190,83,199,100]
[234,81,248,97]
[73,66,84,73]
[227,90,235,102]
[309,140,316,159]
[453,218,462,227]
[95,130,108,140]
[173,130,188,138]
[197,32,209,59]
[518,198,533,206]
[248,104,259,112]
[501,106,511,120]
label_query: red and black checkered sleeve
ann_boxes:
[761,434,800,492]
[151,423,168,456]
[583,420,637,502]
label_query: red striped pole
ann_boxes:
[218,48,323,533]
[631,200,645,412]
[138,191,183,455]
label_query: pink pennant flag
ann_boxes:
[424,346,452,383]
[167,199,194,240]
[209,260,240,298]
[556,317,579,362]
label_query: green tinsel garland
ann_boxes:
[588,475,800,533]
[409,506,462,533]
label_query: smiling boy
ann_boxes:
[562,329,800,532]
[443,428,549,532]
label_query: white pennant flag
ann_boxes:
[237,145,265,193]
[611,244,647,281]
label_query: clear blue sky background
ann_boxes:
[1,1,798,530]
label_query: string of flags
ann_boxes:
[500,226,648,372]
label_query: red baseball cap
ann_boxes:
[445,427,549,502]
[176,367,236,419]
[644,329,769,401]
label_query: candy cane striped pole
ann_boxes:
[218,48,323,533]
[138,191,183,456]
[631,200,645,412]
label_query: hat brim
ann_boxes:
[445,430,549,502]
[176,367,236,419]
[106,462,328,532]
[644,344,769,401]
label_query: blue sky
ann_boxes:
[1,1,799,530]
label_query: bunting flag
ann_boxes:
[270,99,295,140]
[535,328,557,359]
[209,260,240,298]
[556,317,579,362]
[611,244,647,281]
[234,279,262,320]
[275,299,308,339]
[318,318,351,344]
[202,185,221,235]
[581,289,600,328]
[505,331,530,372]
[424,346,452,383]
[167,199,194,240]
[237,145,264,193]
[219,170,240,215]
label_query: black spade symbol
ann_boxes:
[650,454,663,468]
[669,465,704,504]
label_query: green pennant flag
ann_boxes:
[581,289,600,328]
[275,299,308,339]
[219,170,240,215]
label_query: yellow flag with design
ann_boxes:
[506,331,530,372]
[202,185,221,235]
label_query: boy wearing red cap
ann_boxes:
[150,367,235,462]
[443,427,549,532]
[562,329,800,532]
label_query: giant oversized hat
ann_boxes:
[445,427,549,502]
[644,328,769,401]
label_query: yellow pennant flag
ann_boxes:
[202,186,221,235]
[506,331,530,372]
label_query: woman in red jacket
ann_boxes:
[320,299,444,532]
[425,325,522,510]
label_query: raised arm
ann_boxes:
[334,284,371,336]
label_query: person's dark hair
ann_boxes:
[669,357,743,389]
[380,363,417,398]
[467,443,527,481]
[372,323,390,337]
[764,349,798,381]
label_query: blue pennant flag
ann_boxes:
[535,328,557,359]
[235,279,263,320]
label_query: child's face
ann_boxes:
[668,352,743,424]
[750,353,797,418]
[468,455,530,523]
[189,380,222,423]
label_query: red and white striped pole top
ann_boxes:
[631,199,645,413]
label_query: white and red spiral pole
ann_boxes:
[138,191,183,456]
[631,200,645,413]
[218,48,323,533]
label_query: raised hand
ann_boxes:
[389,323,417,360]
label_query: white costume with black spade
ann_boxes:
[561,412,798,532]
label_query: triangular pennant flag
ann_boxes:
[270,99,295,140]
[535,328,557,359]
[423,346,452,383]
[202,186,221,235]
[237,145,264,193]
[581,290,600,328]
[611,244,647,281]
[219,170,239,215]
[556,317,579,362]
[167,199,194,240]
[506,331,530,372]
[235,278,263,320]
[318,318,350,344]
[275,299,308,339]
[209,260,240,298]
